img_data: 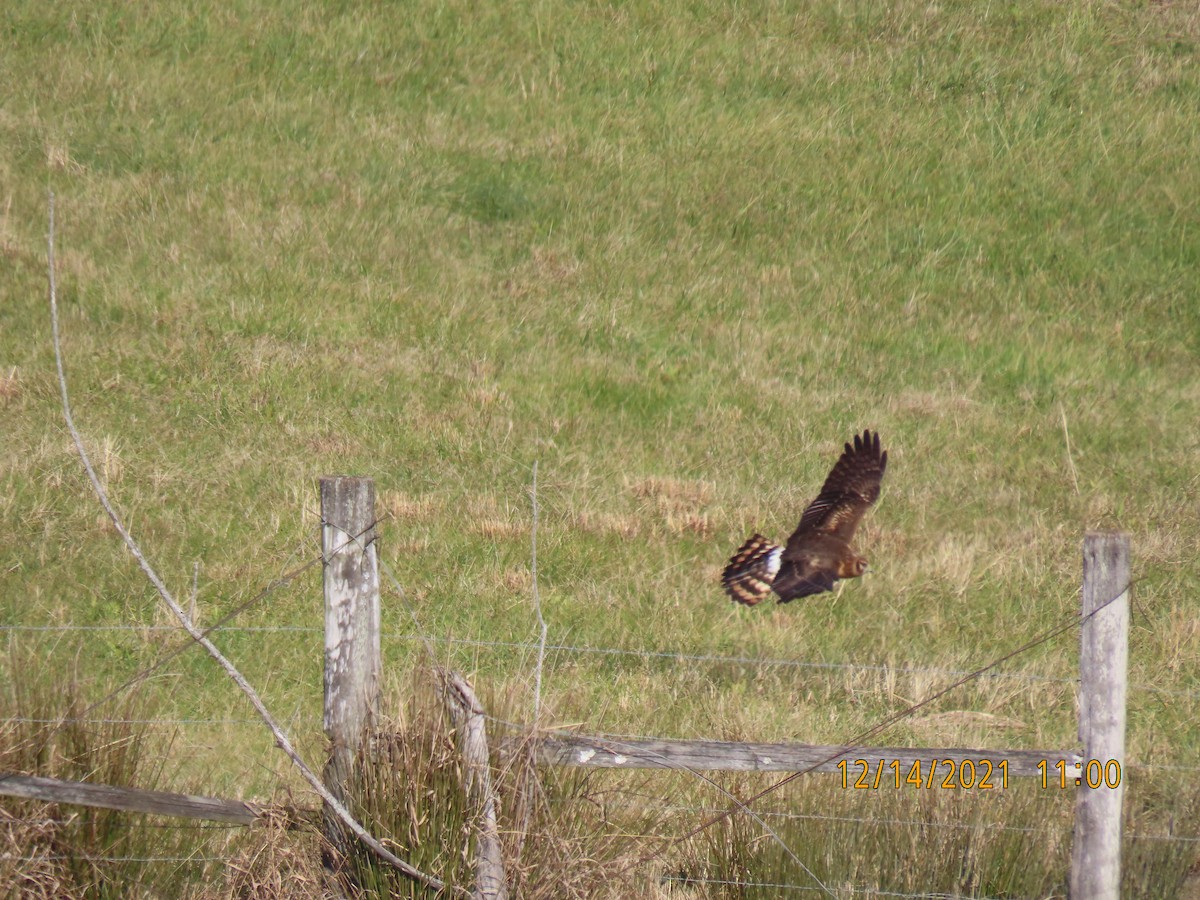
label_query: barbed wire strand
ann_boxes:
[3,529,383,783]
[44,191,457,898]
[0,853,225,865]
[7,717,262,726]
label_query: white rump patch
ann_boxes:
[764,545,782,579]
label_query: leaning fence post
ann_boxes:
[321,476,381,869]
[1070,531,1129,900]
[441,670,509,900]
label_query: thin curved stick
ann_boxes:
[45,192,458,897]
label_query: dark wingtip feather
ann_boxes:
[857,429,886,474]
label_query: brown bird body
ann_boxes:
[722,429,887,605]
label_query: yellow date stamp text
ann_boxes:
[837,758,1009,790]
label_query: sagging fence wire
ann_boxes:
[8,560,1196,892]
[2,817,243,831]
[5,717,264,726]
[0,853,225,864]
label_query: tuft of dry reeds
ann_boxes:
[0,650,192,898]
[325,670,672,898]
[5,651,1198,897]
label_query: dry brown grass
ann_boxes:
[0,654,200,898]
[627,476,716,508]
[572,509,642,539]
[0,367,20,404]
[471,517,525,541]
[0,805,79,900]
[218,814,334,899]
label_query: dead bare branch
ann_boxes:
[45,191,459,897]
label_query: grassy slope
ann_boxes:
[2,0,1199,893]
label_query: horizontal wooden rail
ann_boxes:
[510,737,1080,777]
[0,772,305,826]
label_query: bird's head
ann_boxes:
[851,557,868,577]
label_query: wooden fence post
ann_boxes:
[1070,531,1129,900]
[441,670,509,900]
[321,476,381,868]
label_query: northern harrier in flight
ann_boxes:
[722,429,887,605]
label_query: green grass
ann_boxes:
[3,0,1200,894]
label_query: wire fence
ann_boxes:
[6,601,1200,897]
[12,198,1194,896]
[5,621,1200,786]
[5,623,1199,700]
[557,799,1200,845]
[4,511,1199,895]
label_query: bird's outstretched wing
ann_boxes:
[786,429,887,550]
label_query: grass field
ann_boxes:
[3,0,1199,895]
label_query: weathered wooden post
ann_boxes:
[1070,531,1129,900]
[441,670,509,900]
[321,476,381,869]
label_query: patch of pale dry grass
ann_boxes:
[627,475,715,508]
[1156,603,1200,676]
[504,245,582,300]
[625,475,718,537]
[472,516,526,540]
[906,710,1028,743]
[0,366,20,404]
[500,566,533,594]
[217,815,331,900]
[664,510,713,537]
[379,490,437,522]
[888,387,979,420]
[572,509,642,539]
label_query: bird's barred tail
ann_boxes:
[721,534,783,606]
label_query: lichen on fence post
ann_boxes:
[320,476,381,872]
